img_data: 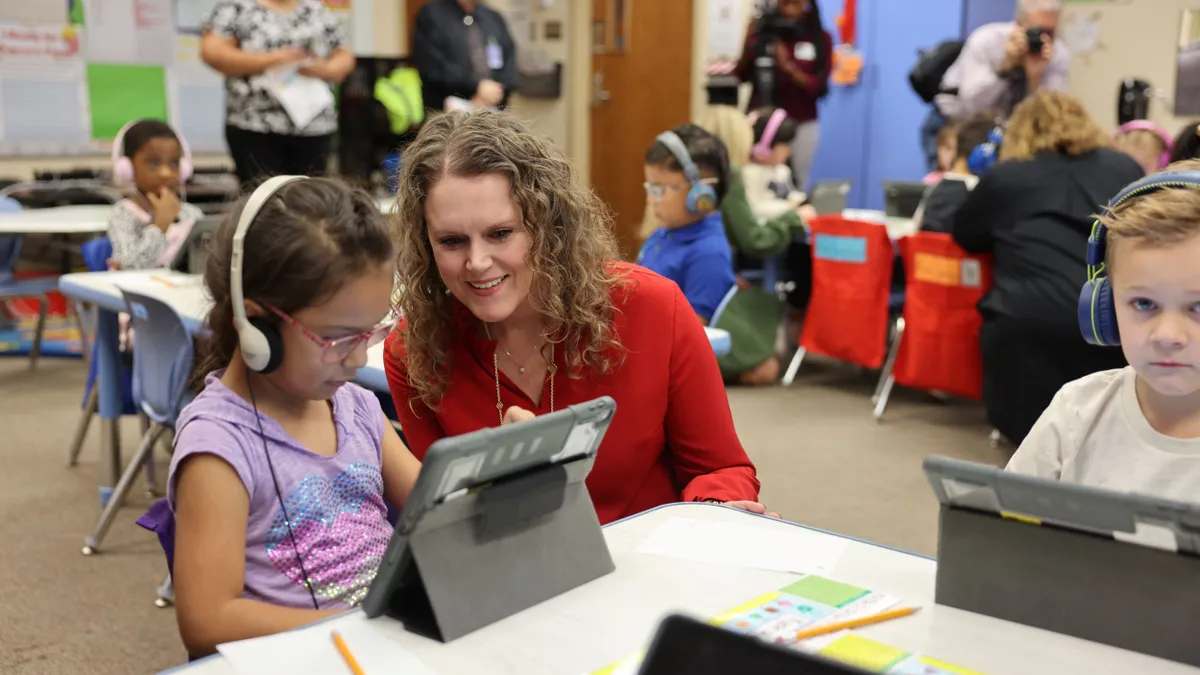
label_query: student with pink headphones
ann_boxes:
[107,119,203,270]
[1113,119,1174,177]
[741,107,811,224]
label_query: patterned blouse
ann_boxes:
[205,0,346,136]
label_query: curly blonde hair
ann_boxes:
[392,110,624,409]
[999,90,1110,162]
[695,105,754,169]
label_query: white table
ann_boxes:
[0,204,111,235]
[160,503,1196,675]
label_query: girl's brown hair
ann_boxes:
[1000,90,1110,162]
[192,178,395,387]
[392,110,623,409]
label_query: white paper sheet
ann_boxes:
[217,613,437,675]
[83,0,174,64]
[264,65,334,129]
[636,516,849,575]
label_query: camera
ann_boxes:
[750,0,805,107]
[1026,27,1049,53]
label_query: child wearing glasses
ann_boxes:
[166,178,421,656]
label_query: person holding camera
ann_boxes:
[735,0,832,192]
[936,0,1069,122]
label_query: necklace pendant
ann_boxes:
[518,366,526,374]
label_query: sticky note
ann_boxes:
[913,252,960,286]
[782,575,869,608]
[85,64,168,141]
[814,234,868,263]
[818,634,910,672]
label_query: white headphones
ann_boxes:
[231,175,309,373]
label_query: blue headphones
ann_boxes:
[656,131,717,216]
[1078,169,1200,346]
[967,123,1005,175]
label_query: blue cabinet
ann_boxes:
[807,0,973,210]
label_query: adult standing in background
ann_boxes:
[201,0,354,187]
[411,0,518,112]
[923,0,1069,169]
[735,0,832,192]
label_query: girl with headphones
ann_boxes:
[107,119,204,270]
[741,107,810,224]
[168,177,421,657]
[1113,120,1174,177]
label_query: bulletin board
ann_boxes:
[0,0,361,156]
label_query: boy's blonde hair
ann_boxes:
[694,105,754,168]
[1100,158,1200,267]
[1000,90,1109,162]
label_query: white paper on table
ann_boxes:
[636,516,848,575]
[217,613,437,675]
[265,65,334,129]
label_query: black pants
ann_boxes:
[980,315,1127,446]
[225,125,334,189]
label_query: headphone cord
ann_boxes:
[246,376,321,611]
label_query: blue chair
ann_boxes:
[66,237,137,468]
[83,289,194,556]
[0,199,68,369]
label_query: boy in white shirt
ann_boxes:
[1007,161,1200,502]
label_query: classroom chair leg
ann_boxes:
[28,294,48,370]
[872,318,904,422]
[83,424,166,556]
[781,347,807,387]
[67,386,99,467]
[989,428,1003,448]
[155,573,174,608]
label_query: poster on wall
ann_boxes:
[1175,8,1200,116]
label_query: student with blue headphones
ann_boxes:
[1008,164,1200,502]
[639,124,736,325]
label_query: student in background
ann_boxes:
[951,90,1141,445]
[742,107,807,223]
[914,114,996,234]
[169,178,421,656]
[641,124,783,386]
[1113,120,1173,177]
[108,119,204,270]
[923,122,959,185]
[1170,122,1200,163]
[1008,162,1200,502]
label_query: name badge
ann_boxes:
[486,38,504,69]
[794,42,817,61]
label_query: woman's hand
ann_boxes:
[271,47,308,69]
[723,500,781,519]
[502,406,535,425]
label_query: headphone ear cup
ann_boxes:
[241,317,285,374]
[179,157,194,182]
[1079,277,1121,346]
[114,157,135,184]
[687,183,718,215]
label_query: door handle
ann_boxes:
[592,72,612,107]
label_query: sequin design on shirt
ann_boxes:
[264,462,391,606]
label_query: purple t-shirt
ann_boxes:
[167,371,393,610]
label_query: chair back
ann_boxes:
[799,215,896,368]
[81,237,113,273]
[120,289,195,425]
[892,232,993,399]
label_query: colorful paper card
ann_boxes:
[85,63,168,140]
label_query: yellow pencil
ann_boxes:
[794,606,920,641]
[331,630,366,675]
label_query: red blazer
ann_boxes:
[385,263,760,524]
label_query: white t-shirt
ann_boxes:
[1006,366,1200,503]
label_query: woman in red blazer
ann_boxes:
[384,110,769,525]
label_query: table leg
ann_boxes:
[95,308,123,492]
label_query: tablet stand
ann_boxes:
[384,461,615,642]
[935,506,1200,666]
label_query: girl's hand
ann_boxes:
[723,500,781,519]
[147,187,181,232]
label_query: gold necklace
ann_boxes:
[493,345,555,425]
[485,323,543,374]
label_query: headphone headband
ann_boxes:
[656,131,702,184]
[1118,120,1174,169]
[230,176,308,337]
[752,109,788,160]
[1086,168,1200,273]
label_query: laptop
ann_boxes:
[168,214,221,275]
[638,614,872,674]
[882,181,928,219]
[808,180,853,215]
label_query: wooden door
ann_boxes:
[590,0,694,259]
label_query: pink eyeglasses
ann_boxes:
[264,303,400,363]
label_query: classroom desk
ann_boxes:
[57,271,731,486]
[160,502,1196,675]
[0,204,111,235]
